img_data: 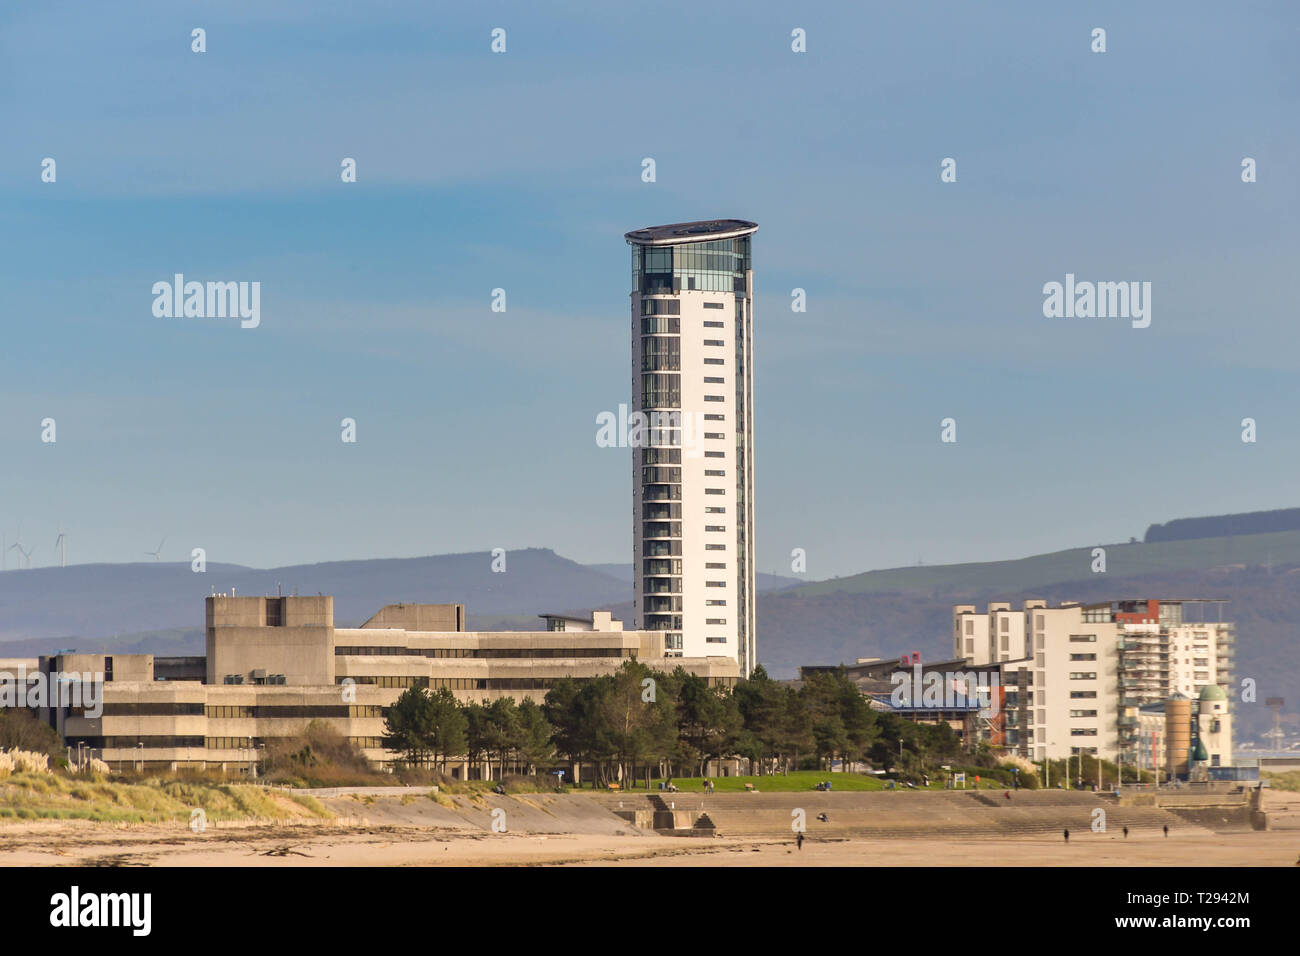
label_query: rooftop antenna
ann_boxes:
[145,536,166,562]
[54,526,67,568]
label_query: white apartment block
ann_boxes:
[954,598,1234,764]
[625,220,757,675]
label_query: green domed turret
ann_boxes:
[1198,684,1227,702]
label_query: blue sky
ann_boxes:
[1,1,1297,578]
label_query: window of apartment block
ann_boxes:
[1069,634,1096,642]
[965,639,974,655]
[965,620,974,635]
[1069,653,1096,661]
[1000,618,1009,632]
[1000,634,1009,651]
[1036,633,1045,650]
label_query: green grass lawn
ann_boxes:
[613,770,1041,794]
[622,771,942,793]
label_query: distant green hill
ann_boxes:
[790,529,1300,597]
[1146,507,1300,543]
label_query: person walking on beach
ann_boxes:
[1063,829,1070,843]
[796,831,804,851]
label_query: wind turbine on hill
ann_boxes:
[7,526,27,570]
[145,537,166,562]
[54,527,67,568]
[19,544,33,569]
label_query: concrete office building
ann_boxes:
[954,598,1235,764]
[625,220,757,675]
[20,595,738,773]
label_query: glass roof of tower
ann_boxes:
[625,219,758,246]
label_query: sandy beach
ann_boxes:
[0,818,1293,867]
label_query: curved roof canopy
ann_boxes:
[625,219,758,246]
